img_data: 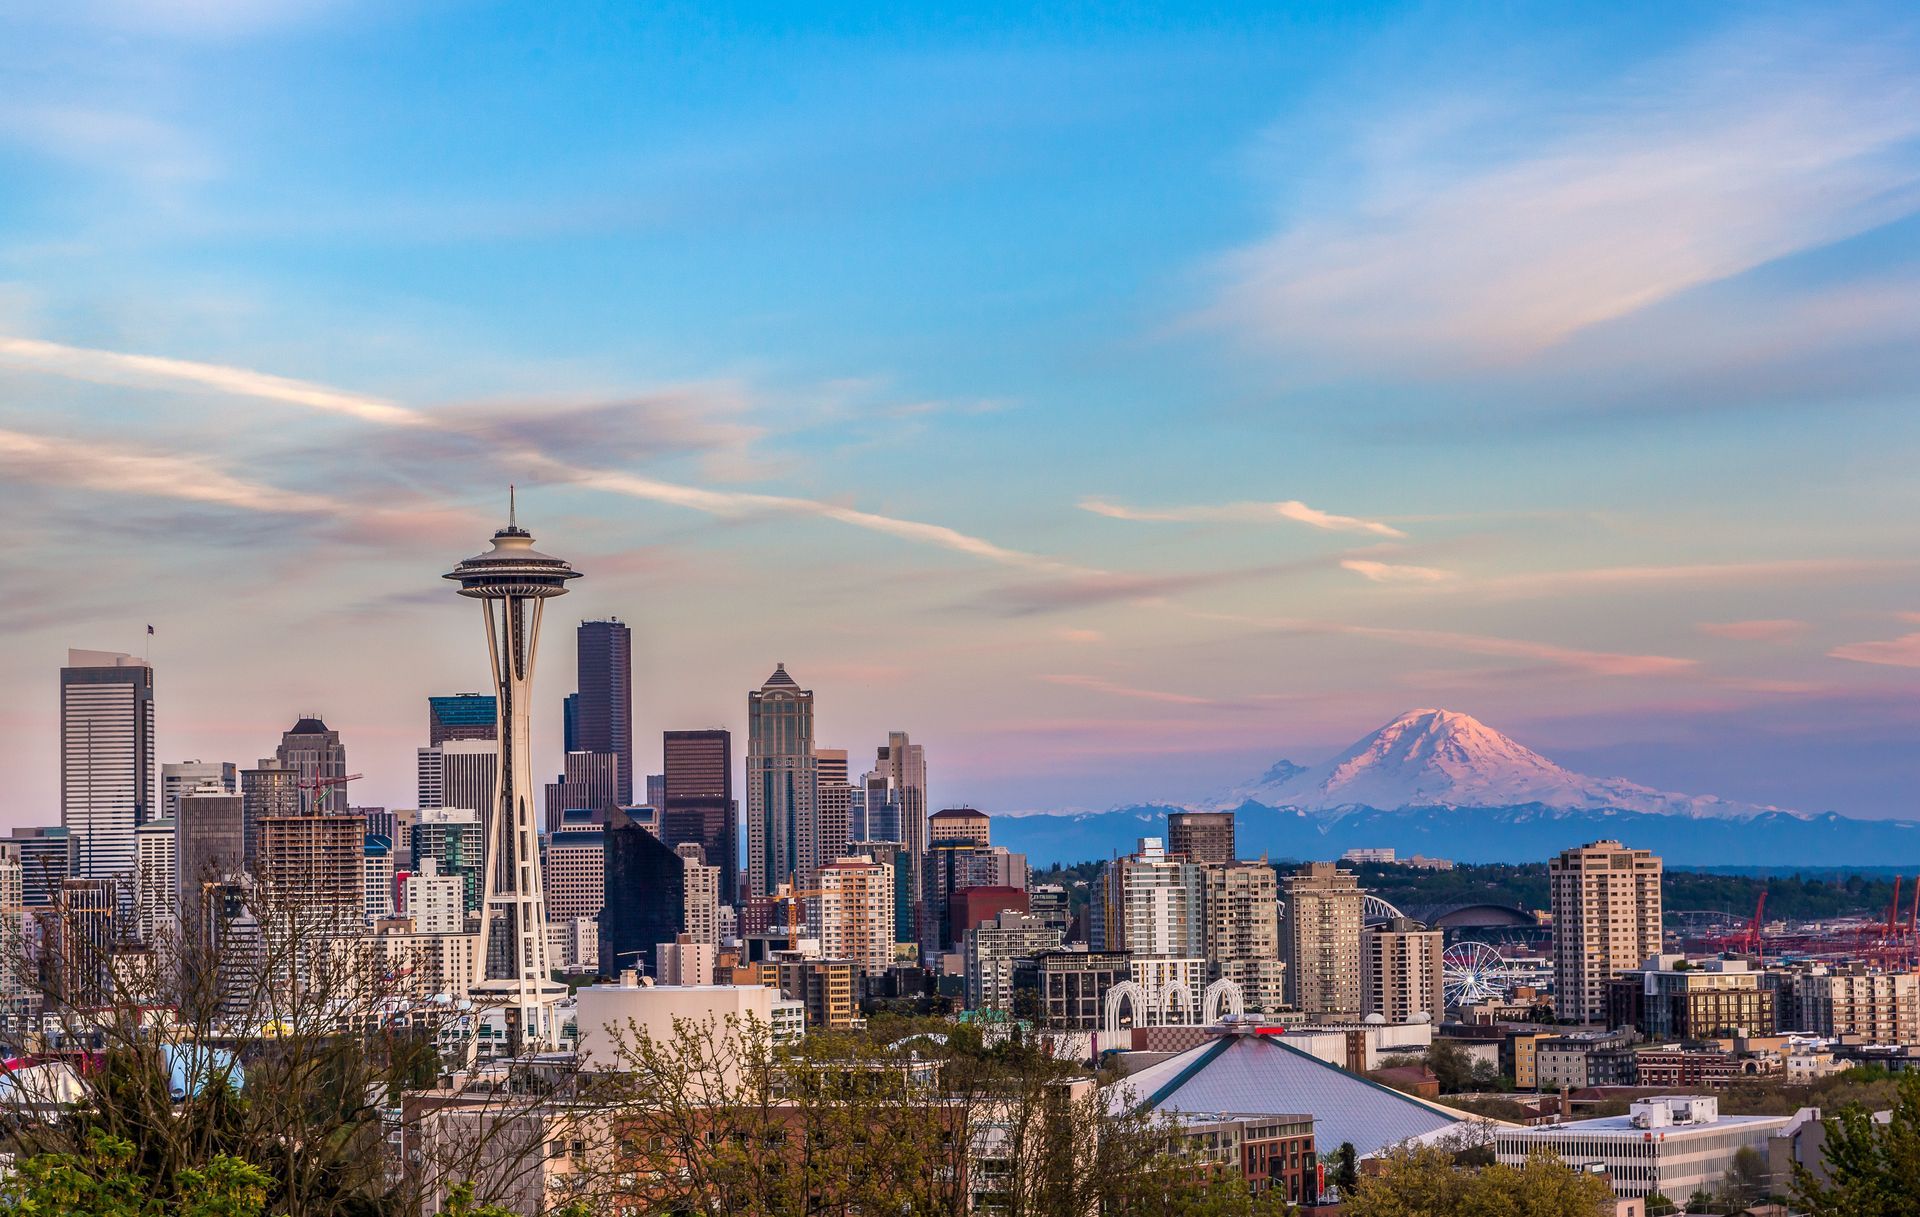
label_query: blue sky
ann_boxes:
[3,1,1919,821]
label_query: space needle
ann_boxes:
[445,490,580,1056]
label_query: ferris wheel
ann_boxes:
[1442,941,1509,1008]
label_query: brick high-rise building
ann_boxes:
[1362,916,1445,1023]
[662,729,736,905]
[1168,811,1235,865]
[1203,861,1284,1013]
[574,620,634,806]
[1281,862,1364,1019]
[1549,840,1663,1025]
[927,807,990,847]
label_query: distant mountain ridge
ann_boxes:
[992,708,1920,868]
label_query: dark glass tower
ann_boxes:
[599,808,685,979]
[662,729,736,905]
[575,621,633,806]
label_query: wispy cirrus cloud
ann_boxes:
[1829,633,1920,669]
[0,426,335,515]
[1211,20,1920,364]
[1190,607,1694,678]
[0,334,1087,576]
[1040,674,1221,707]
[1341,558,1454,584]
[1483,558,1911,599]
[1081,496,1404,537]
[1699,618,1812,643]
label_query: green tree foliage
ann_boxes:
[1345,1145,1613,1217]
[1719,1145,1768,1208]
[0,1131,271,1217]
[1332,1141,1359,1196]
[1793,1070,1920,1217]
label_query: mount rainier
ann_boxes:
[993,708,1920,868]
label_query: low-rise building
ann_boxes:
[1604,956,1775,1040]
[1493,1095,1799,1200]
[1536,1028,1639,1091]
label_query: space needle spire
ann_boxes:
[445,492,580,1056]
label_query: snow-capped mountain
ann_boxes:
[1212,708,1786,819]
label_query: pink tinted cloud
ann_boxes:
[1041,674,1221,707]
[1829,633,1920,669]
[1698,618,1812,643]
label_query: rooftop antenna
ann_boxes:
[509,483,517,529]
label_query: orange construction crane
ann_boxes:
[773,883,828,952]
[296,772,364,815]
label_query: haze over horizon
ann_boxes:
[4,3,1920,823]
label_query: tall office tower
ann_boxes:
[275,717,348,812]
[416,749,442,809]
[161,761,237,819]
[574,619,634,806]
[1550,839,1663,1024]
[964,910,1062,1013]
[561,693,580,753]
[645,773,665,810]
[874,733,927,936]
[258,814,365,930]
[1096,838,1204,957]
[239,760,299,870]
[1168,811,1236,865]
[815,749,852,871]
[661,729,736,905]
[411,808,483,912]
[927,807,990,847]
[1280,862,1365,1019]
[856,768,902,842]
[543,750,619,830]
[540,810,606,923]
[813,855,895,976]
[421,739,498,817]
[177,791,245,924]
[1362,916,1445,1023]
[600,807,685,979]
[403,858,466,934]
[363,835,395,921]
[677,842,720,947]
[61,649,156,880]
[9,827,71,907]
[445,503,580,1055]
[133,819,178,943]
[747,664,818,898]
[428,693,496,745]
[1202,861,1285,1013]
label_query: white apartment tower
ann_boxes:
[1098,838,1204,957]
